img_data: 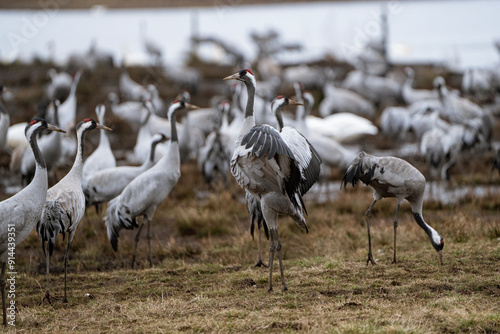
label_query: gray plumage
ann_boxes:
[0,86,11,155]
[84,133,167,209]
[37,118,111,303]
[0,119,64,325]
[341,151,444,265]
[82,105,116,189]
[225,69,321,292]
[105,100,197,268]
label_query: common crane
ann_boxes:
[105,100,198,268]
[341,151,444,265]
[224,69,321,292]
[0,119,64,325]
[37,118,111,304]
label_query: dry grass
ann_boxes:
[4,167,500,333]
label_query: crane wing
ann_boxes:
[280,126,322,196]
[234,124,302,208]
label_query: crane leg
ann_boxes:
[63,240,72,303]
[40,245,57,305]
[392,203,400,264]
[274,230,287,292]
[131,222,145,269]
[365,199,378,265]
[267,230,276,293]
[1,262,6,327]
[255,223,267,268]
[146,217,152,268]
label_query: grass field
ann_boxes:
[0,63,499,333]
[4,160,500,333]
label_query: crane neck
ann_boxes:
[29,129,47,170]
[405,73,414,89]
[169,109,179,143]
[413,212,442,249]
[243,78,256,119]
[147,139,162,165]
[26,128,49,196]
[0,99,7,115]
[68,126,87,178]
[274,105,285,131]
[98,128,111,148]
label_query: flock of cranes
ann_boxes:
[0,32,499,324]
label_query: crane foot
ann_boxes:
[367,253,376,265]
[39,290,58,306]
[254,260,268,268]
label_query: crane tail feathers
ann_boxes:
[37,201,66,258]
[341,152,377,189]
[105,196,139,251]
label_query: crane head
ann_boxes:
[223,68,254,82]
[26,118,66,140]
[81,118,112,132]
[272,95,302,110]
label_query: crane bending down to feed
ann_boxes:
[0,119,64,326]
[224,69,321,292]
[37,118,111,304]
[341,151,444,265]
[105,100,198,269]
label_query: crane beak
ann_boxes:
[223,72,240,81]
[438,250,443,265]
[184,102,199,110]
[1,86,15,94]
[288,99,303,106]
[46,123,66,133]
[96,123,112,131]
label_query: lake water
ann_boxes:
[0,0,499,70]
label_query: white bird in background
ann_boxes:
[119,65,149,102]
[37,118,111,304]
[341,151,444,265]
[317,77,375,120]
[147,84,166,117]
[197,128,230,186]
[58,71,81,133]
[84,133,168,211]
[0,86,12,155]
[420,127,447,180]
[342,69,401,105]
[409,105,449,141]
[435,76,493,146]
[20,101,63,185]
[380,106,411,142]
[306,112,378,144]
[131,100,169,164]
[461,67,494,102]
[82,105,116,189]
[0,119,64,326]
[179,110,206,164]
[421,123,472,181]
[105,100,198,268]
[401,67,438,105]
[45,69,72,103]
[224,69,322,292]
[108,92,150,132]
[294,84,358,172]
